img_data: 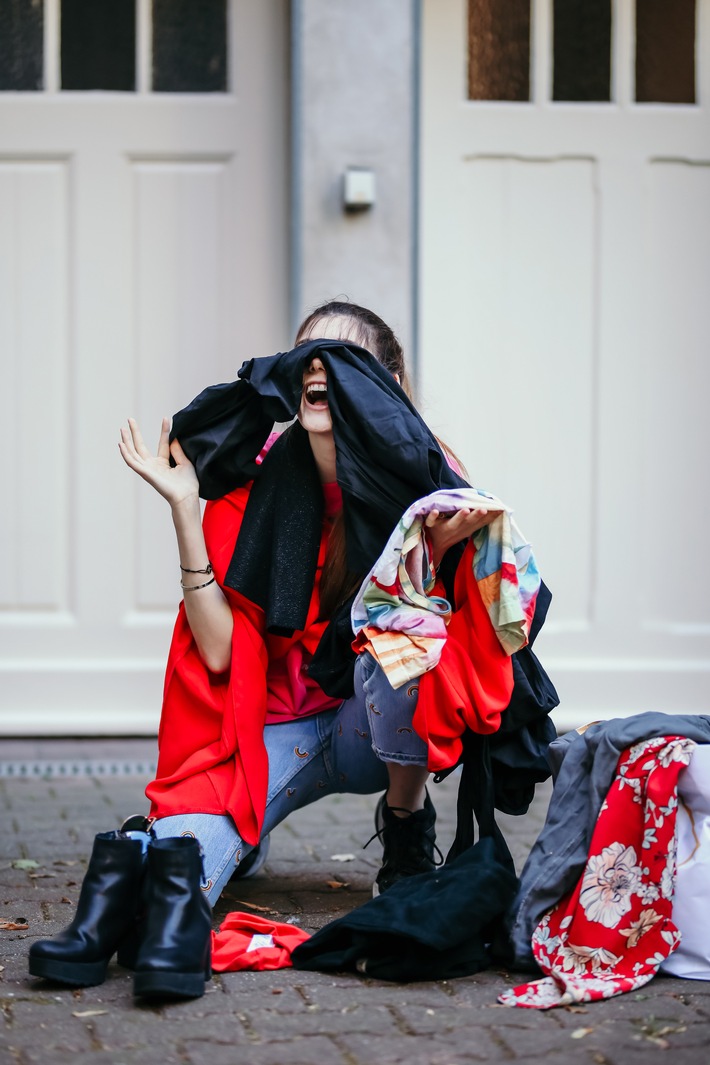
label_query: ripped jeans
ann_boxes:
[152,652,427,905]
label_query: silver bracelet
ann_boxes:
[180,577,216,592]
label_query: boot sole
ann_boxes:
[29,955,108,987]
[134,968,210,1000]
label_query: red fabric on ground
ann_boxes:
[211,912,311,972]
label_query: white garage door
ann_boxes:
[0,0,289,734]
[420,0,710,727]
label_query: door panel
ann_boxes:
[0,1,289,734]
[421,0,710,726]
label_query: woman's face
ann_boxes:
[299,355,332,435]
[297,315,362,436]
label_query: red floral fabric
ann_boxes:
[500,735,696,1009]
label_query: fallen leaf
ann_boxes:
[271,989,283,995]
[233,900,278,914]
[0,964,5,972]
[330,854,355,862]
[53,860,79,867]
[571,1028,594,1039]
[326,880,350,890]
[11,860,39,871]
[646,1037,669,1050]
[72,1009,108,1018]
[0,920,29,931]
[60,897,73,905]
[29,872,57,880]
[563,1005,588,1014]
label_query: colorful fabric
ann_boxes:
[500,736,696,1009]
[212,912,311,972]
[351,489,539,689]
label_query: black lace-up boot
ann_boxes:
[29,831,146,987]
[370,791,440,897]
[133,836,212,1001]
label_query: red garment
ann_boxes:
[500,735,695,1009]
[146,486,337,845]
[413,541,514,772]
[148,498,513,843]
[211,912,310,972]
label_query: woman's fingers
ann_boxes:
[119,424,142,465]
[156,417,171,462]
[128,417,153,460]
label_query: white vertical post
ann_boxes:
[613,0,634,106]
[137,0,152,94]
[531,0,552,104]
[698,0,710,107]
[44,0,60,93]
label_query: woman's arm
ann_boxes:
[119,418,234,673]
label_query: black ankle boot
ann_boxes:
[369,791,442,897]
[133,837,212,1001]
[28,831,145,987]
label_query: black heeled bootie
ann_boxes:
[28,831,145,987]
[133,837,212,1001]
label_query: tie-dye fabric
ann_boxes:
[351,489,540,690]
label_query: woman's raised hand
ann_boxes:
[118,417,200,509]
[425,507,500,569]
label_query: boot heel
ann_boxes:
[134,967,208,1001]
[28,955,109,988]
[116,920,142,970]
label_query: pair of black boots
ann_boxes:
[28,831,212,1000]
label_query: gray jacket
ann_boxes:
[507,712,710,969]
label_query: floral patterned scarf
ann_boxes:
[500,735,695,1009]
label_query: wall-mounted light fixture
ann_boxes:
[343,167,376,212]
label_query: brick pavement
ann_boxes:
[1,740,709,1065]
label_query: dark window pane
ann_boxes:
[61,0,135,91]
[0,0,43,91]
[553,0,611,101]
[468,0,530,102]
[153,0,226,93]
[636,0,696,104]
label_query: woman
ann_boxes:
[29,301,509,999]
[121,301,495,899]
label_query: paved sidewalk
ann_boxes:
[1,740,709,1065]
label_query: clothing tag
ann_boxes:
[246,933,275,953]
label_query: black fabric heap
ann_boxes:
[171,338,468,640]
[292,733,517,982]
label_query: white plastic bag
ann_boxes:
[660,745,710,980]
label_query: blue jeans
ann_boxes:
[153,652,427,905]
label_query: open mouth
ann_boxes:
[304,382,329,408]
